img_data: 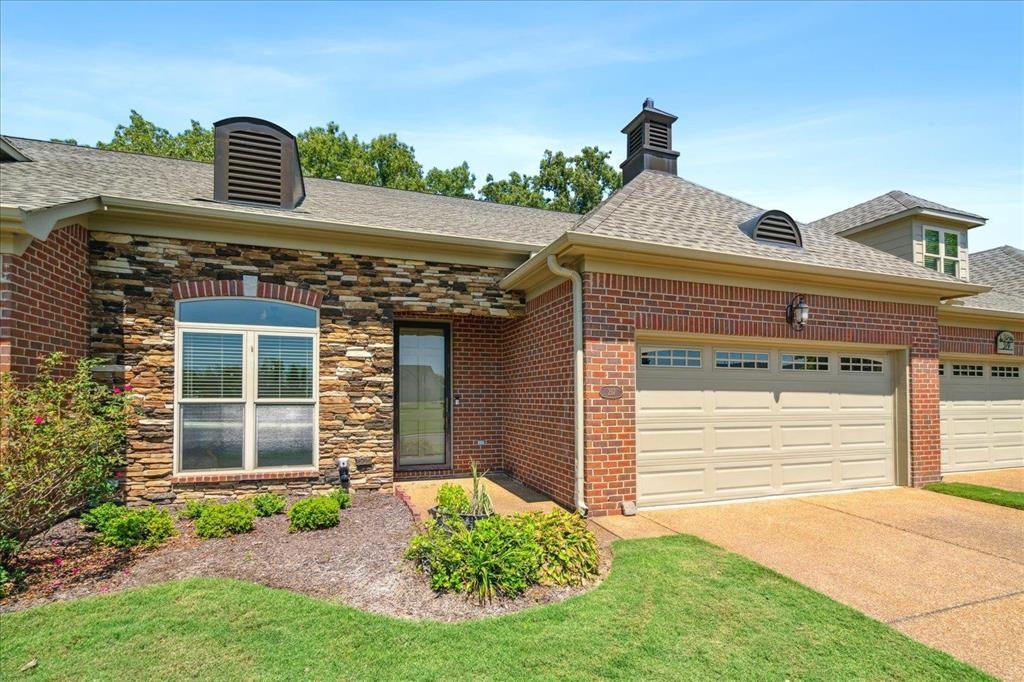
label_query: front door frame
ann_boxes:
[394,320,452,471]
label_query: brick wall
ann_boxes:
[502,281,576,508]
[582,273,941,515]
[89,231,520,504]
[939,325,1024,357]
[0,225,90,378]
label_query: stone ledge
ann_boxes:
[170,469,322,484]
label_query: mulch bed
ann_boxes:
[1,492,612,621]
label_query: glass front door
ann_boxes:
[396,323,449,468]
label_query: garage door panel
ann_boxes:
[941,363,1024,474]
[637,343,895,507]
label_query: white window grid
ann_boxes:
[952,364,984,377]
[923,227,963,277]
[991,366,1021,379]
[780,354,829,371]
[640,348,702,368]
[840,356,884,373]
[715,351,769,370]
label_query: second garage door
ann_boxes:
[940,361,1024,473]
[637,343,896,508]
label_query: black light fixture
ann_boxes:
[786,294,810,331]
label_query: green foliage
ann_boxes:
[0,563,27,597]
[96,111,214,161]
[509,510,598,586]
[0,353,134,543]
[287,496,340,532]
[89,112,617,211]
[326,488,352,510]
[480,146,621,214]
[250,493,287,517]
[80,502,126,532]
[193,501,257,539]
[406,516,540,602]
[435,483,470,516]
[96,507,176,549]
[468,462,493,516]
[179,499,210,520]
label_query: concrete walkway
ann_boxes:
[593,488,1024,681]
[944,467,1024,492]
[395,474,559,521]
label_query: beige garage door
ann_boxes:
[940,361,1024,473]
[636,343,895,508]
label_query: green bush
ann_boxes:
[435,483,470,516]
[179,499,210,520]
[0,353,134,544]
[194,501,256,539]
[509,509,599,586]
[406,515,541,602]
[0,563,27,598]
[97,507,176,549]
[326,488,352,510]
[250,493,287,517]
[80,502,127,531]
[287,496,340,532]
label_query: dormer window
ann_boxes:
[743,210,803,247]
[923,226,962,277]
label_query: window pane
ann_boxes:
[924,256,939,271]
[179,298,317,328]
[180,404,244,470]
[943,232,959,258]
[258,335,314,399]
[182,332,243,399]
[924,230,940,255]
[256,405,315,468]
[942,259,958,277]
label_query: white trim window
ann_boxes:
[175,298,319,473]
[923,227,963,278]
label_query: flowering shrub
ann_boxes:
[0,353,134,544]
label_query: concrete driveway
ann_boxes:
[594,488,1024,681]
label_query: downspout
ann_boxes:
[546,256,587,515]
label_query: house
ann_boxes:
[1,101,1021,515]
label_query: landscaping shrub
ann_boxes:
[287,496,340,532]
[194,501,257,539]
[435,483,470,516]
[80,502,127,531]
[0,354,134,545]
[97,507,176,549]
[179,499,210,520]
[509,509,599,586]
[250,493,287,517]
[326,488,352,510]
[406,515,541,601]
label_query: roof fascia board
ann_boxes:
[938,304,1024,327]
[97,195,543,258]
[501,230,990,299]
[17,198,101,239]
[836,208,985,238]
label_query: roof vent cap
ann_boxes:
[740,210,803,247]
[213,117,305,209]
[620,98,680,185]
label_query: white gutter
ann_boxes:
[546,255,587,515]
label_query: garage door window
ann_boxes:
[781,354,829,371]
[840,356,883,373]
[715,351,768,369]
[952,364,983,377]
[640,348,701,367]
[991,366,1021,378]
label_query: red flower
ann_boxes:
[112,386,122,394]
[114,471,125,478]
[53,557,63,566]
[33,414,44,425]
[124,384,134,392]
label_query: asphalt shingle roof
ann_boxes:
[953,246,1024,314]
[809,190,985,235]
[570,171,972,285]
[0,137,576,247]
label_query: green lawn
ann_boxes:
[0,535,988,681]
[924,482,1024,510]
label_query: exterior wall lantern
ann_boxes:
[786,294,810,331]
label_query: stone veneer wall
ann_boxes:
[88,231,522,504]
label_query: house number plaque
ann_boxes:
[600,386,623,400]
[995,330,1015,355]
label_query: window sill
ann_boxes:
[170,469,321,484]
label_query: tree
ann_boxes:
[480,146,620,214]
[425,162,476,199]
[96,110,213,161]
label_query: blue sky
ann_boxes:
[1,1,1021,249]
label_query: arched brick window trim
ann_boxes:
[171,280,323,308]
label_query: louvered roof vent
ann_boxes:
[740,210,803,247]
[213,117,305,209]
[620,98,680,185]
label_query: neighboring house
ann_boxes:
[1,101,1021,516]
